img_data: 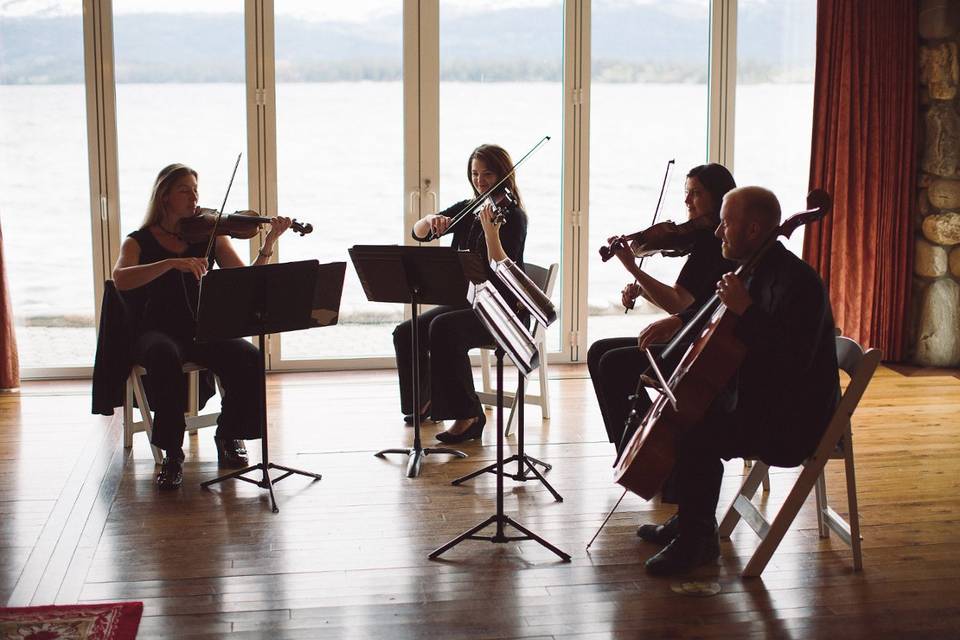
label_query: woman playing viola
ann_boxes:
[112,163,292,489]
[393,144,528,443]
[588,163,736,456]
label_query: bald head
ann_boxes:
[727,187,781,232]
[716,186,782,261]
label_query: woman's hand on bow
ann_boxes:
[169,257,208,281]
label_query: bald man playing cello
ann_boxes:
[636,186,840,576]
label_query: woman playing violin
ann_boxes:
[393,144,528,443]
[588,163,736,456]
[112,163,292,489]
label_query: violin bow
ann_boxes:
[429,135,551,240]
[202,152,243,263]
[625,158,675,313]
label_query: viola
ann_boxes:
[599,214,717,263]
[612,189,833,499]
[177,208,313,244]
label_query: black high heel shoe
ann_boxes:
[435,411,486,444]
[214,436,249,468]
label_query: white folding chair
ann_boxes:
[719,335,881,577]
[122,363,221,464]
[477,262,558,436]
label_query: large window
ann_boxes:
[439,0,565,351]
[0,4,96,368]
[113,2,249,261]
[734,0,816,255]
[588,0,711,342]
[274,1,404,361]
[3,2,818,374]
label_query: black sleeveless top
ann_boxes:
[676,231,736,310]
[128,228,215,340]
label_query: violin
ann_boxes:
[177,208,313,244]
[599,214,717,262]
[434,135,549,239]
[479,186,517,227]
[612,189,833,500]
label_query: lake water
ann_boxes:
[0,81,812,368]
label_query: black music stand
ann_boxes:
[197,259,346,513]
[348,245,486,478]
[451,260,562,501]
[430,281,570,561]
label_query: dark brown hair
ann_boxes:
[467,144,525,210]
[686,163,736,217]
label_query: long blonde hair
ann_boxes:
[141,163,198,229]
[467,144,524,210]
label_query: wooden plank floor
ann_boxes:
[1,364,959,639]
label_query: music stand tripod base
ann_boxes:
[348,246,482,478]
[194,260,343,513]
[376,445,467,478]
[430,348,569,562]
[451,361,562,502]
[373,290,467,477]
[200,333,323,514]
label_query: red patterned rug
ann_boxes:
[0,602,143,640]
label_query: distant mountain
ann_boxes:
[0,4,813,84]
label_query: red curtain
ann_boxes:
[803,0,917,361]
[0,219,18,389]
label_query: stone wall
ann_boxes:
[915,0,960,366]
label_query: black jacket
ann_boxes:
[91,280,214,416]
[732,242,840,466]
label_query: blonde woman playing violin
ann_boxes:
[112,163,292,490]
[588,163,736,460]
[394,144,528,444]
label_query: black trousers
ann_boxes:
[587,337,661,453]
[587,336,692,451]
[133,330,262,453]
[673,408,754,536]
[392,305,494,420]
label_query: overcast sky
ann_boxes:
[1,0,727,20]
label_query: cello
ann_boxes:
[613,189,833,499]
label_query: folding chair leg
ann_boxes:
[187,370,199,415]
[480,349,492,404]
[538,342,550,419]
[123,380,134,449]
[844,438,864,571]
[742,461,825,577]
[132,375,164,465]
[815,471,829,538]
[504,374,528,437]
[719,461,770,537]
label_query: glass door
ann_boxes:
[112,1,250,261]
[734,0,816,256]
[273,1,406,363]
[437,0,566,353]
[0,4,97,370]
[587,0,712,343]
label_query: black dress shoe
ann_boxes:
[435,411,486,444]
[214,436,249,468]
[157,458,183,490]
[637,513,680,546]
[644,531,721,576]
